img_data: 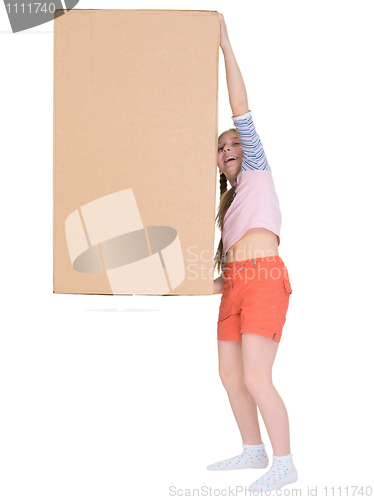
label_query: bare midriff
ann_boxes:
[225,227,279,264]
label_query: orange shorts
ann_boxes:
[217,256,293,343]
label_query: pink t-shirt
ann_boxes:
[221,111,282,274]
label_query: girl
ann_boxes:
[208,14,298,493]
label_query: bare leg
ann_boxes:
[241,333,291,456]
[218,339,263,445]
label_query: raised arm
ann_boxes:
[219,14,250,117]
[220,15,270,172]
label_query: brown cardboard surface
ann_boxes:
[53,9,219,295]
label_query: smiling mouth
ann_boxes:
[224,157,238,163]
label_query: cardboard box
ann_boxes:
[53,9,219,295]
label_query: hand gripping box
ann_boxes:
[53,9,219,295]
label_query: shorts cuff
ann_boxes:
[241,325,282,343]
[217,331,242,341]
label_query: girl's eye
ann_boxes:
[218,143,240,152]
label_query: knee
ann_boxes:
[243,371,272,398]
[218,367,244,391]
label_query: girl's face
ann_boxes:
[217,132,243,177]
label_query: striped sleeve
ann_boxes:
[232,110,271,171]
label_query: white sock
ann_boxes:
[249,453,298,491]
[207,443,269,471]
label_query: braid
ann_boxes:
[214,172,236,275]
[220,172,228,198]
[214,127,239,275]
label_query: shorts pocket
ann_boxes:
[283,279,293,294]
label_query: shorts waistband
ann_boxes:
[223,255,285,276]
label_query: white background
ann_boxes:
[1,1,373,499]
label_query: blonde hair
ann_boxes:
[214,127,239,274]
